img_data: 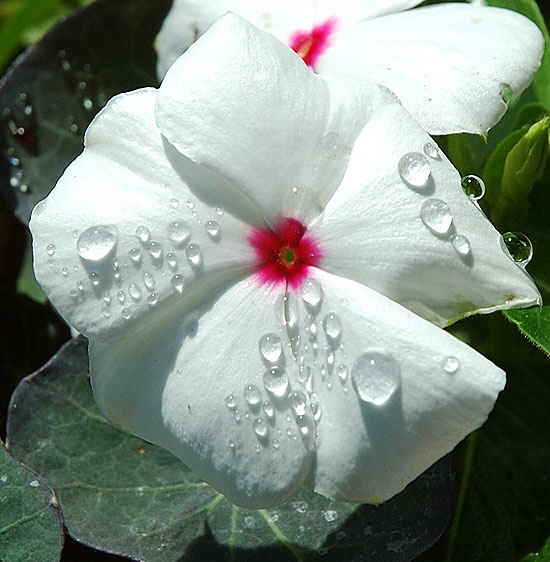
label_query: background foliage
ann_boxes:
[1,0,550,561]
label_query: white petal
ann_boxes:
[155,0,317,80]
[289,268,504,503]
[30,88,253,339]
[90,277,313,508]
[310,86,541,327]
[317,4,544,135]
[156,13,373,225]
[314,0,424,22]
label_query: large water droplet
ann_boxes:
[135,226,151,244]
[420,199,453,235]
[452,234,471,257]
[186,244,202,268]
[442,356,460,374]
[128,247,142,265]
[301,278,323,309]
[500,232,533,267]
[205,220,221,240]
[290,390,307,416]
[254,417,268,439]
[352,351,401,406]
[244,384,261,407]
[167,221,191,246]
[147,241,163,261]
[323,313,342,342]
[129,283,142,301]
[461,175,485,201]
[77,226,117,262]
[259,333,282,364]
[171,274,185,294]
[263,366,289,398]
[398,152,431,189]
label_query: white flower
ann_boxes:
[155,0,544,136]
[31,15,539,508]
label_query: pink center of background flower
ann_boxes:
[289,17,338,69]
[248,218,322,289]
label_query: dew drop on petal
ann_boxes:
[337,364,348,384]
[452,234,471,257]
[442,356,460,374]
[46,244,56,257]
[166,252,178,270]
[351,351,401,406]
[262,400,274,419]
[143,271,155,291]
[323,509,338,523]
[423,142,440,160]
[121,308,131,320]
[310,399,322,423]
[117,290,125,304]
[500,231,533,267]
[77,226,117,262]
[259,333,283,364]
[225,394,236,409]
[254,417,268,438]
[185,244,202,268]
[128,247,142,264]
[135,226,151,244]
[244,384,261,407]
[420,199,453,235]
[147,291,159,306]
[205,220,221,239]
[398,152,431,188]
[263,366,289,398]
[167,221,191,246]
[171,274,185,294]
[147,241,163,260]
[323,312,342,342]
[290,390,307,416]
[128,283,142,301]
[461,175,485,201]
[301,278,323,309]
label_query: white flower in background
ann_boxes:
[156,0,544,136]
[31,15,539,508]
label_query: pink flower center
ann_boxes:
[248,218,322,289]
[289,17,338,69]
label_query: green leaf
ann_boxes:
[0,441,63,562]
[7,337,453,562]
[504,306,550,357]
[483,117,549,229]
[445,362,550,561]
[487,0,550,108]
[522,538,550,561]
[0,0,171,224]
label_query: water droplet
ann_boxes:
[186,200,195,210]
[90,272,100,287]
[254,417,268,438]
[500,232,533,267]
[169,198,179,209]
[337,364,348,384]
[128,283,142,301]
[423,142,440,160]
[29,479,40,488]
[61,267,69,277]
[259,333,283,364]
[147,241,163,261]
[323,509,338,523]
[228,441,235,451]
[117,290,125,304]
[323,313,342,342]
[420,198,453,235]
[135,226,151,244]
[301,278,323,309]
[310,400,322,423]
[352,351,401,406]
[233,408,241,423]
[205,220,221,240]
[122,308,131,320]
[167,221,191,246]
[442,356,460,374]
[273,439,280,449]
[452,234,471,257]
[215,207,224,216]
[290,390,307,416]
[186,244,202,268]
[244,384,261,406]
[103,294,112,305]
[398,152,431,188]
[128,247,142,264]
[461,175,485,200]
[143,272,155,291]
[263,366,289,397]
[0,475,7,483]
[171,274,185,294]
[166,252,178,270]
[262,400,274,418]
[147,291,159,306]
[46,243,56,257]
[77,226,117,262]
[225,394,236,409]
